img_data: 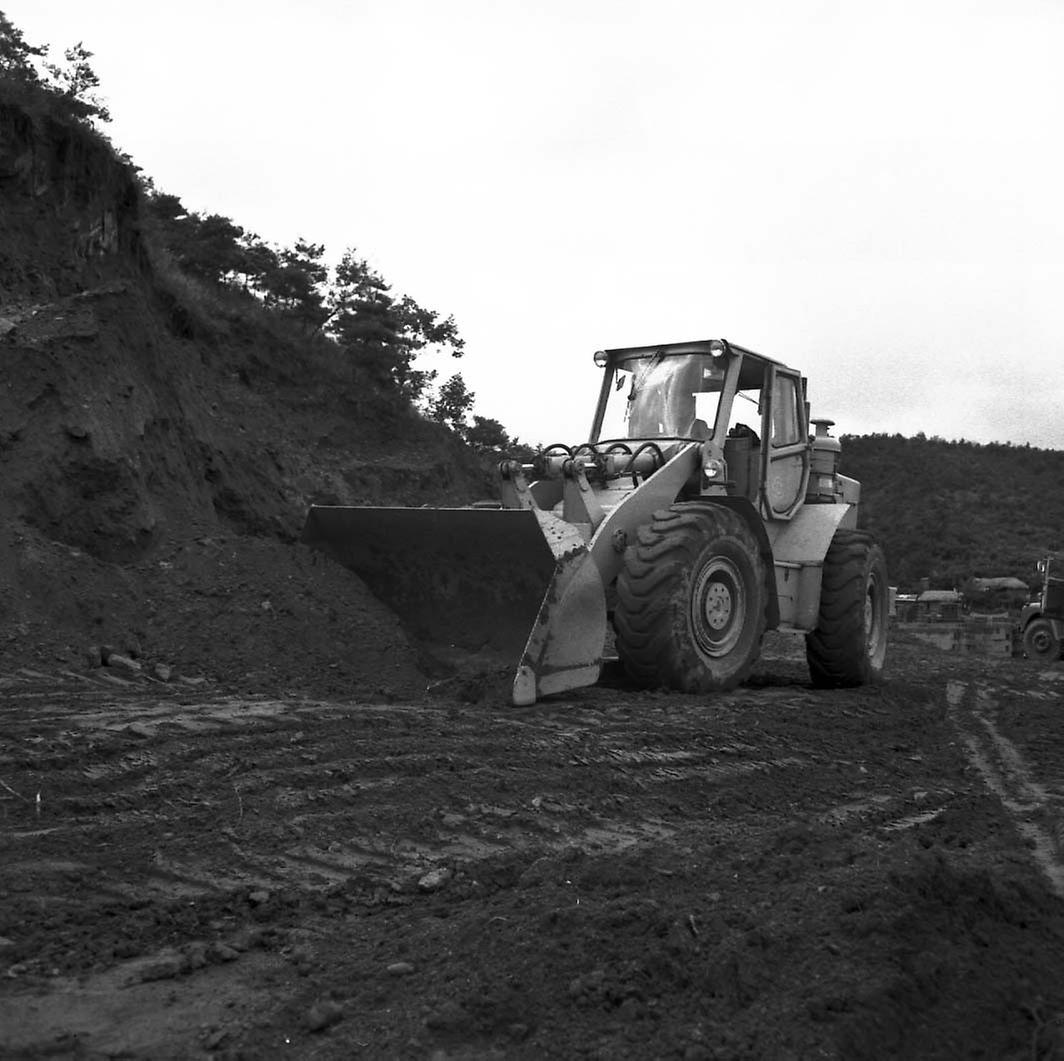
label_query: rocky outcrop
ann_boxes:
[0,102,143,302]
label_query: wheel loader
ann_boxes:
[302,338,889,705]
[1019,552,1064,661]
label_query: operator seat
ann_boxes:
[724,423,761,501]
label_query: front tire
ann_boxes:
[806,529,888,688]
[1023,618,1061,661]
[614,504,768,692]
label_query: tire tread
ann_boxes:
[805,529,888,688]
[614,503,768,692]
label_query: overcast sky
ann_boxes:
[7,0,1064,449]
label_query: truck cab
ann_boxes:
[1020,553,1064,661]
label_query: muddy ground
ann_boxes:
[1,631,1063,1060]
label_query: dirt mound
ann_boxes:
[0,523,428,697]
[0,99,487,692]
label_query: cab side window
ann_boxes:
[771,374,802,447]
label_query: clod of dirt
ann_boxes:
[182,941,208,971]
[418,867,453,892]
[305,998,344,1032]
[424,1001,471,1033]
[137,952,183,983]
[105,653,141,677]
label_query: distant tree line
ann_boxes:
[0,10,523,453]
[841,433,1064,590]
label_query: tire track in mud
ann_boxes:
[9,652,1064,1060]
[0,662,964,990]
[0,686,431,906]
[0,681,837,917]
[946,677,1064,896]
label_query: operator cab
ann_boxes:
[1038,554,1064,616]
[591,339,810,519]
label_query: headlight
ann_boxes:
[708,339,728,358]
[703,457,727,480]
[593,350,609,367]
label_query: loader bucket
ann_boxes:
[301,505,607,705]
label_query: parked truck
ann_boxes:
[1019,553,1064,661]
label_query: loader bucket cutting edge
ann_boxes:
[301,506,608,704]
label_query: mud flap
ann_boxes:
[301,506,606,705]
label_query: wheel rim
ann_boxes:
[690,556,746,658]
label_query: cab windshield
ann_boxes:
[598,353,725,440]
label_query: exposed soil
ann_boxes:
[0,99,487,700]
[2,634,1064,1060]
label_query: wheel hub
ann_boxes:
[691,556,746,658]
[704,582,733,630]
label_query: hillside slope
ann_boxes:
[0,100,487,695]
[841,434,1064,589]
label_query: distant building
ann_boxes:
[961,576,1030,613]
[916,589,963,621]
[895,593,920,622]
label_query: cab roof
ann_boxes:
[602,339,797,390]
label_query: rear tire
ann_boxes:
[614,504,768,692]
[806,529,888,688]
[1023,618,1061,661]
